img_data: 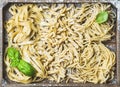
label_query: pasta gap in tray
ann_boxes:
[3,2,117,85]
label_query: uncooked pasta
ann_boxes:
[4,3,116,84]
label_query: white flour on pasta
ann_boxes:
[5,3,115,84]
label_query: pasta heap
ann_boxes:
[4,3,116,84]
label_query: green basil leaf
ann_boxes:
[7,47,36,76]
[14,51,21,59]
[7,47,21,60]
[7,47,21,67]
[96,11,108,24]
[17,60,36,77]
[7,47,16,60]
[10,58,20,67]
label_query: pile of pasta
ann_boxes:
[5,3,116,84]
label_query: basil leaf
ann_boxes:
[14,51,21,59]
[96,11,108,24]
[7,47,21,60]
[7,47,21,67]
[10,58,20,67]
[17,60,36,76]
[7,47,36,77]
